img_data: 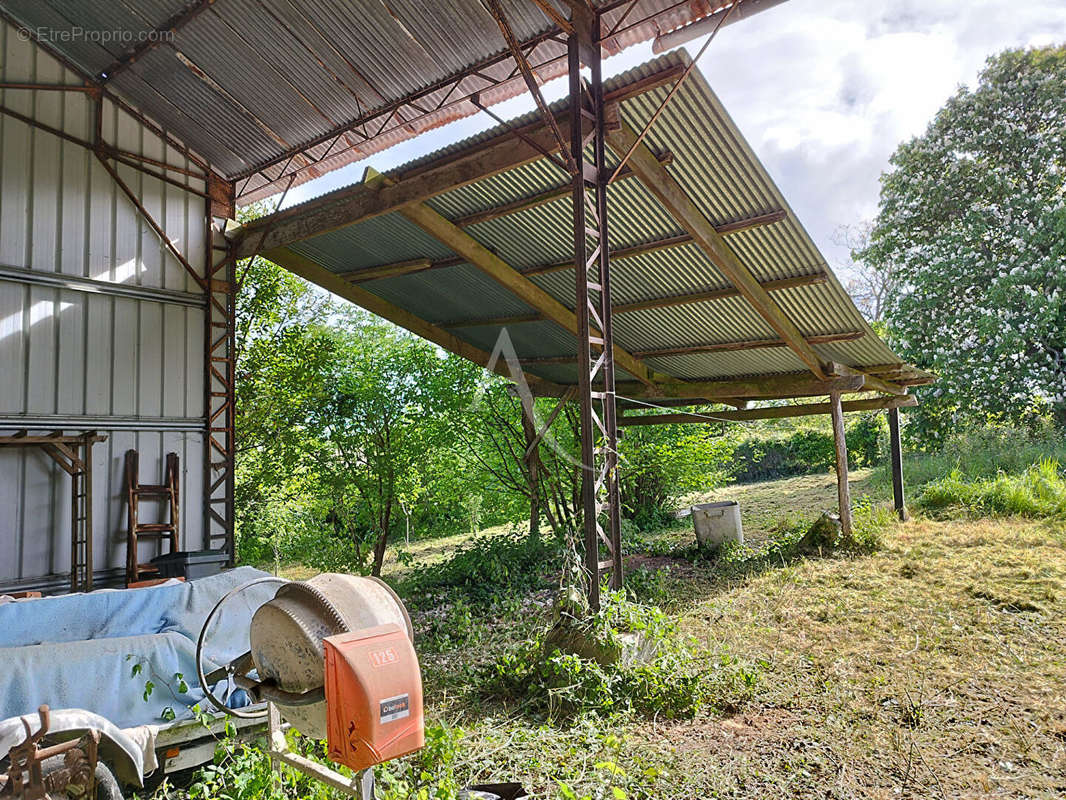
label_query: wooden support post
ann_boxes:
[829,392,852,536]
[889,406,908,522]
[520,396,541,540]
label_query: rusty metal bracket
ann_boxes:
[0,706,99,800]
[483,0,576,175]
[608,0,740,184]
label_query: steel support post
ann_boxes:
[204,179,237,561]
[569,20,622,613]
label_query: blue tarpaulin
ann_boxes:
[0,567,279,728]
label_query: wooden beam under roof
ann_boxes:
[606,373,868,402]
[605,120,831,380]
[340,208,785,286]
[232,66,682,259]
[261,246,563,397]
[441,273,827,330]
[451,152,674,227]
[522,331,864,364]
[523,210,787,277]
[395,197,662,387]
[617,395,917,425]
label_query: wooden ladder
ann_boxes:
[125,450,180,585]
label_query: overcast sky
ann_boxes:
[282,0,1066,277]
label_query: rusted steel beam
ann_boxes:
[94,152,206,290]
[234,56,686,205]
[617,394,918,426]
[442,272,824,329]
[484,0,575,171]
[608,0,738,183]
[98,0,217,81]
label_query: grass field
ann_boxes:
[239,467,1066,799]
[391,472,1066,799]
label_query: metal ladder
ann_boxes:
[125,450,180,585]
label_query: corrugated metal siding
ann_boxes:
[0,19,208,591]
[281,51,924,389]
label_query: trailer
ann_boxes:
[0,569,278,797]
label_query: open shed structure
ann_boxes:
[0,0,929,600]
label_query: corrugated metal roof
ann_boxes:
[263,51,931,397]
[1,0,753,197]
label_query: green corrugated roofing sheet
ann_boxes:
[279,51,931,394]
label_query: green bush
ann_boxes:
[482,593,762,720]
[732,416,888,483]
[885,423,1066,490]
[399,528,561,608]
[618,422,736,529]
[918,459,1066,519]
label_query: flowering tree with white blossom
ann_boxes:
[858,45,1066,438]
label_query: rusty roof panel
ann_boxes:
[3,0,746,194]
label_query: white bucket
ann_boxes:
[691,501,743,551]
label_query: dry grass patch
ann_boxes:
[652,517,1066,798]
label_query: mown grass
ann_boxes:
[197,446,1066,800]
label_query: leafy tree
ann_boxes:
[617,418,737,529]
[858,45,1066,437]
[451,380,582,540]
[233,250,338,562]
[312,320,482,575]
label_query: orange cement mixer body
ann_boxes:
[323,624,424,771]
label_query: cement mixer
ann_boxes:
[195,574,423,799]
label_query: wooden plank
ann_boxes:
[338,258,433,283]
[830,392,853,536]
[631,332,863,360]
[522,210,785,278]
[829,362,906,396]
[610,373,867,402]
[889,406,908,522]
[451,153,673,227]
[523,332,864,364]
[234,124,575,257]
[523,233,693,277]
[393,191,661,387]
[606,120,829,379]
[262,246,563,397]
[617,394,917,425]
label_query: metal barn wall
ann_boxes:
[0,20,209,592]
